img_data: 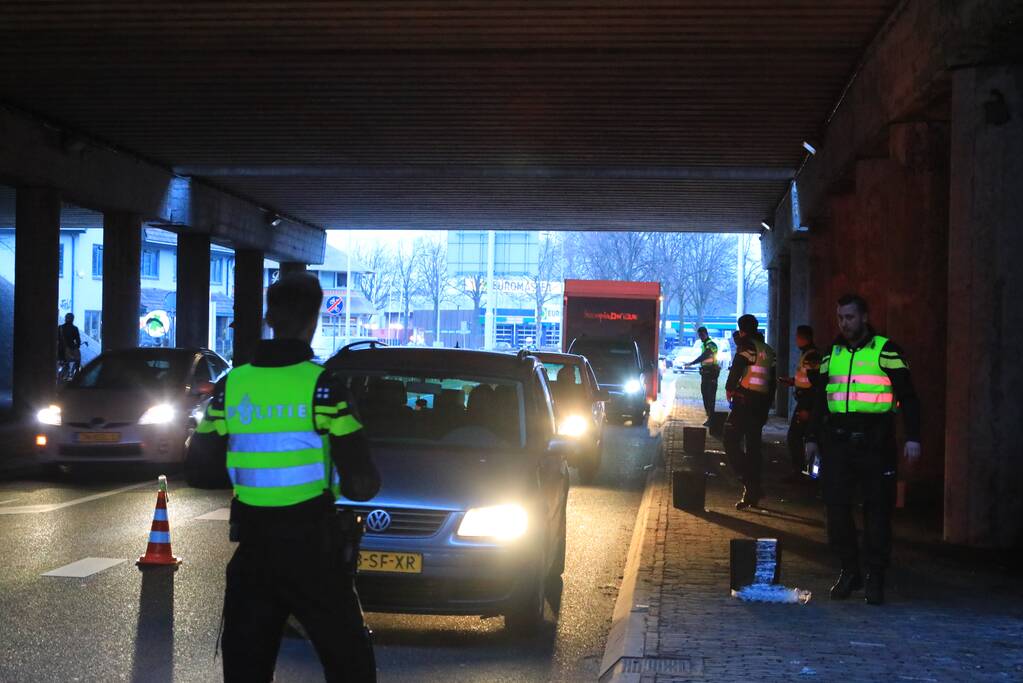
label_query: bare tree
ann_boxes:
[530,232,562,346]
[390,245,418,344]
[739,234,768,312]
[413,236,448,344]
[562,232,651,281]
[353,244,394,311]
[457,273,487,348]
[681,233,734,325]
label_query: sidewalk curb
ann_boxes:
[598,462,662,683]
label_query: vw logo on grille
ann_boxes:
[365,509,391,533]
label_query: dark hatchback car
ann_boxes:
[325,347,572,633]
[567,337,649,425]
[534,351,608,483]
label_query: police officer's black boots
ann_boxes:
[864,569,885,605]
[829,570,864,600]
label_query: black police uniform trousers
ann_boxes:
[821,422,898,572]
[222,515,376,682]
[787,398,811,473]
[699,369,719,419]
[723,392,770,494]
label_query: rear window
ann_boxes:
[74,353,189,391]
[542,363,582,385]
[338,372,525,449]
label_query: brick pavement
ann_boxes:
[632,398,1023,682]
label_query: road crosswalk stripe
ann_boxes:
[0,482,150,515]
[41,557,126,578]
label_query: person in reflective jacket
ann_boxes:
[187,272,380,682]
[779,325,821,479]
[804,293,921,606]
[724,314,777,509]
[684,326,720,425]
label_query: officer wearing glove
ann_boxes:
[779,325,820,478]
[187,272,380,682]
[804,294,921,606]
[683,326,720,425]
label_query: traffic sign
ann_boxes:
[325,295,344,316]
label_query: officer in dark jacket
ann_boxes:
[779,325,820,478]
[684,326,720,425]
[805,294,921,606]
[724,314,777,509]
[187,273,380,681]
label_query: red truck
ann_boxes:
[561,280,661,424]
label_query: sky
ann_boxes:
[326,229,446,253]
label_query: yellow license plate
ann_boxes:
[357,551,422,574]
[76,432,121,444]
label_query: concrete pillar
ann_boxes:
[773,254,791,418]
[175,233,210,349]
[233,249,265,365]
[101,212,141,351]
[13,187,61,414]
[789,238,811,416]
[945,65,1023,548]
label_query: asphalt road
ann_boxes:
[0,423,658,682]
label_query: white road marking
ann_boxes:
[194,507,231,521]
[0,481,151,515]
[0,497,22,505]
[42,557,126,578]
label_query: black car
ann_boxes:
[567,336,649,424]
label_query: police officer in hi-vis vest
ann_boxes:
[779,325,821,478]
[684,326,720,425]
[187,272,380,681]
[724,314,777,509]
[804,294,921,606]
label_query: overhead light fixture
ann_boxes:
[761,221,772,231]
[267,213,283,228]
[802,141,817,155]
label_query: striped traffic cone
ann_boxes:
[137,475,181,567]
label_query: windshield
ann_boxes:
[74,352,191,391]
[339,372,525,449]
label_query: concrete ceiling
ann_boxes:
[1,1,898,232]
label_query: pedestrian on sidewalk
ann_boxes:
[779,325,820,479]
[683,326,720,425]
[804,294,921,606]
[724,314,777,509]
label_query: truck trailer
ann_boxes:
[561,280,661,424]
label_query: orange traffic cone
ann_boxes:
[137,475,181,567]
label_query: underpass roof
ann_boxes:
[1,1,898,232]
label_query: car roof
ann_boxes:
[534,351,586,364]
[326,347,540,380]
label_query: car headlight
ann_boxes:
[558,414,589,438]
[457,504,529,540]
[138,403,176,425]
[624,378,643,394]
[37,405,61,426]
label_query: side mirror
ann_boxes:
[193,381,215,397]
[595,388,611,402]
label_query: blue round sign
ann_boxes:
[325,295,344,316]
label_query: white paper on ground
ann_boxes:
[731,583,812,604]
